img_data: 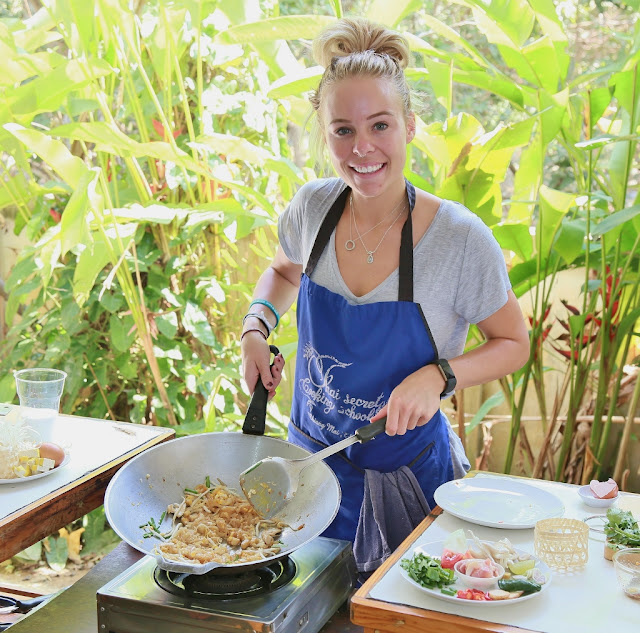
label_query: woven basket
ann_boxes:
[534,518,589,570]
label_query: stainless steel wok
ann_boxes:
[104,347,342,575]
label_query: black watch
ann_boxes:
[434,358,456,398]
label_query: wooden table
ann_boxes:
[0,405,174,562]
[351,472,638,633]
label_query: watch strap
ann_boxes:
[434,358,456,398]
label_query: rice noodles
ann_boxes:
[144,479,289,565]
[0,416,41,479]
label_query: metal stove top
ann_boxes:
[97,537,355,633]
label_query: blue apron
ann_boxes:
[288,181,453,542]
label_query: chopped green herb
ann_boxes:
[440,587,457,596]
[604,508,640,548]
[401,553,455,589]
[205,475,211,488]
[184,488,199,495]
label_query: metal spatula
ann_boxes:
[239,417,386,518]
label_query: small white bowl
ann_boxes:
[578,484,618,508]
[454,558,505,590]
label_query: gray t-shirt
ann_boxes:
[278,178,511,360]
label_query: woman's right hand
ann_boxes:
[241,331,285,399]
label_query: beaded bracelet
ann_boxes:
[243,310,273,337]
[250,299,280,328]
[241,328,267,342]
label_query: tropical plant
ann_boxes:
[1,0,639,490]
[395,0,640,484]
[0,0,317,434]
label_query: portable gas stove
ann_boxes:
[97,537,356,633]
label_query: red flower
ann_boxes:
[152,119,182,140]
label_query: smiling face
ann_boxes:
[320,75,415,202]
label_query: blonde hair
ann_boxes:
[308,18,415,168]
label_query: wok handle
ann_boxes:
[355,417,387,443]
[242,345,280,436]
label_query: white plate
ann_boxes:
[0,452,70,484]
[434,477,564,529]
[399,540,552,606]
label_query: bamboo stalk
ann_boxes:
[443,410,640,425]
[456,389,465,450]
[613,372,640,482]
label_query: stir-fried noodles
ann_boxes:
[142,479,287,565]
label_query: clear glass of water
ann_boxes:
[14,368,67,426]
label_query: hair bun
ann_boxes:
[313,17,410,69]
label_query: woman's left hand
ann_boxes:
[369,364,445,436]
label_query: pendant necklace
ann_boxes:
[344,192,406,253]
[350,193,406,264]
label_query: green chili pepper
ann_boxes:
[498,578,542,594]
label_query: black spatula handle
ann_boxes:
[242,345,280,436]
[355,417,387,443]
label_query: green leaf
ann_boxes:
[7,58,112,116]
[82,507,121,556]
[554,220,585,264]
[156,312,178,339]
[575,133,640,149]
[45,535,68,571]
[60,170,98,257]
[192,133,272,165]
[99,292,124,313]
[182,301,216,347]
[4,123,88,188]
[540,88,569,146]
[588,87,613,131]
[55,0,96,55]
[0,374,16,403]
[267,65,324,99]
[73,229,116,307]
[415,14,491,68]
[568,313,587,339]
[424,60,452,114]
[13,541,42,564]
[330,0,343,18]
[366,0,423,27]
[174,419,207,437]
[615,307,640,346]
[462,0,535,49]
[610,63,640,117]
[521,35,561,93]
[215,16,336,46]
[592,205,640,237]
[493,222,533,261]
[509,128,543,221]
[538,185,576,257]
[109,314,136,353]
[466,390,506,434]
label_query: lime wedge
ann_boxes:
[508,559,535,575]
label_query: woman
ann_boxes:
[241,17,529,572]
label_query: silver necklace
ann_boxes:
[350,194,406,264]
[344,192,406,253]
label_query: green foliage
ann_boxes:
[0,0,304,432]
[82,506,121,556]
[0,1,638,488]
[44,534,68,572]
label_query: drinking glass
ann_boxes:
[14,368,67,427]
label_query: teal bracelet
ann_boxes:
[250,299,280,328]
